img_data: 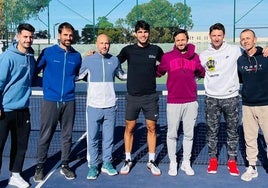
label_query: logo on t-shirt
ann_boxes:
[148,55,156,59]
[206,57,216,72]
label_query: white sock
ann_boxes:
[149,153,155,162]
[11,172,21,178]
[125,152,131,161]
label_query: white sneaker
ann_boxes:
[147,160,161,176]
[241,166,258,182]
[168,161,178,176]
[8,174,30,188]
[120,160,133,175]
[181,160,195,176]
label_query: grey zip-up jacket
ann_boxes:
[78,52,126,108]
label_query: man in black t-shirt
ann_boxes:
[117,20,164,176]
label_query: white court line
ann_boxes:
[35,132,87,188]
[162,90,205,96]
[32,90,207,96]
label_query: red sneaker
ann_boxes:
[207,158,218,174]
[227,159,240,176]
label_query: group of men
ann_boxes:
[0,19,267,188]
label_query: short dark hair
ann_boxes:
[209,23,225,35]
[17,23,35,33]
[173,29,189,40]
[240,29,256,37]
[58,22,74,34]
[134,20,150,32]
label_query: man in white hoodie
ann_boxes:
[200,23,241,176]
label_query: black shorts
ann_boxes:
[125,93,159,121]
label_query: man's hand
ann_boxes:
[86,50,96,56]
[263,47,268,57]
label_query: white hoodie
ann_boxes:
[200,42,242,99]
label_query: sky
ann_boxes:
[26,0,268,40]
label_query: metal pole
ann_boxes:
[136,0,139,21]
[184,0,186,29]
[93,0,95,42]
[4,0,8,50]
[53,23,60,39]
[233,0,236,43]
[47,4,50,44]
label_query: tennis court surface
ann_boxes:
[1,84,267,188]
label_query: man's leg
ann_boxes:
[124,120,136,155]
[146,119,157,155]
[206,97,221,174]
[120,120,136,175]
[222,96,240,176]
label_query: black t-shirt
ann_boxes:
[117,43,163,96]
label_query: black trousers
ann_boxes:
[0,108,31,172]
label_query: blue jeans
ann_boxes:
[86,105,116,166]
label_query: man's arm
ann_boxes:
[115,63,127,81]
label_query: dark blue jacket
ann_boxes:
[36,44,82,102]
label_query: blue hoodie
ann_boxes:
[0,42,36,111]
[36,44,82,102]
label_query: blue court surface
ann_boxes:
[0,84,268,187]
[0,157,268,188]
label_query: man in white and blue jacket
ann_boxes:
[0,23,35,188]
[33,22,82,182]
[78,34,126,180]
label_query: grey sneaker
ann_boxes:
[33,165,44,182]
[241,166,258,182]
[168,161,178,176]
[120,160,133,175]
[147,160,161,176]
[60,165,76,180]
[8,174,30,188]
[181,160,195,176]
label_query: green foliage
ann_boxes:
[0,0,51,39]
[125,0,193,29]
[80,0,193,44]
[5,0,51,27]
[81,24,95,44]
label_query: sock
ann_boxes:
[250,165,256,170]
[11,172,20,178]
[149,153,155,162]
[125,152,131,161]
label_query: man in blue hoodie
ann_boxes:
[0,23,35,188]
[33,22,82,182]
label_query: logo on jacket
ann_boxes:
[206,57,216,72]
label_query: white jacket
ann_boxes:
[200,42,242,99]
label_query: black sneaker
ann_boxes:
[60,165,76,180]
[33,165,44,182]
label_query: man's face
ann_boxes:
[59,27,73,49]
[240,30,256,51]
[96,34,110,55]
[209,29,225,50]
[135,28,149,45]
[17,30,34,49]
[174,33,188,51]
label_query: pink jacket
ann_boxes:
[157,43,205,103]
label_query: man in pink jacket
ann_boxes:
[157,29,205,176]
